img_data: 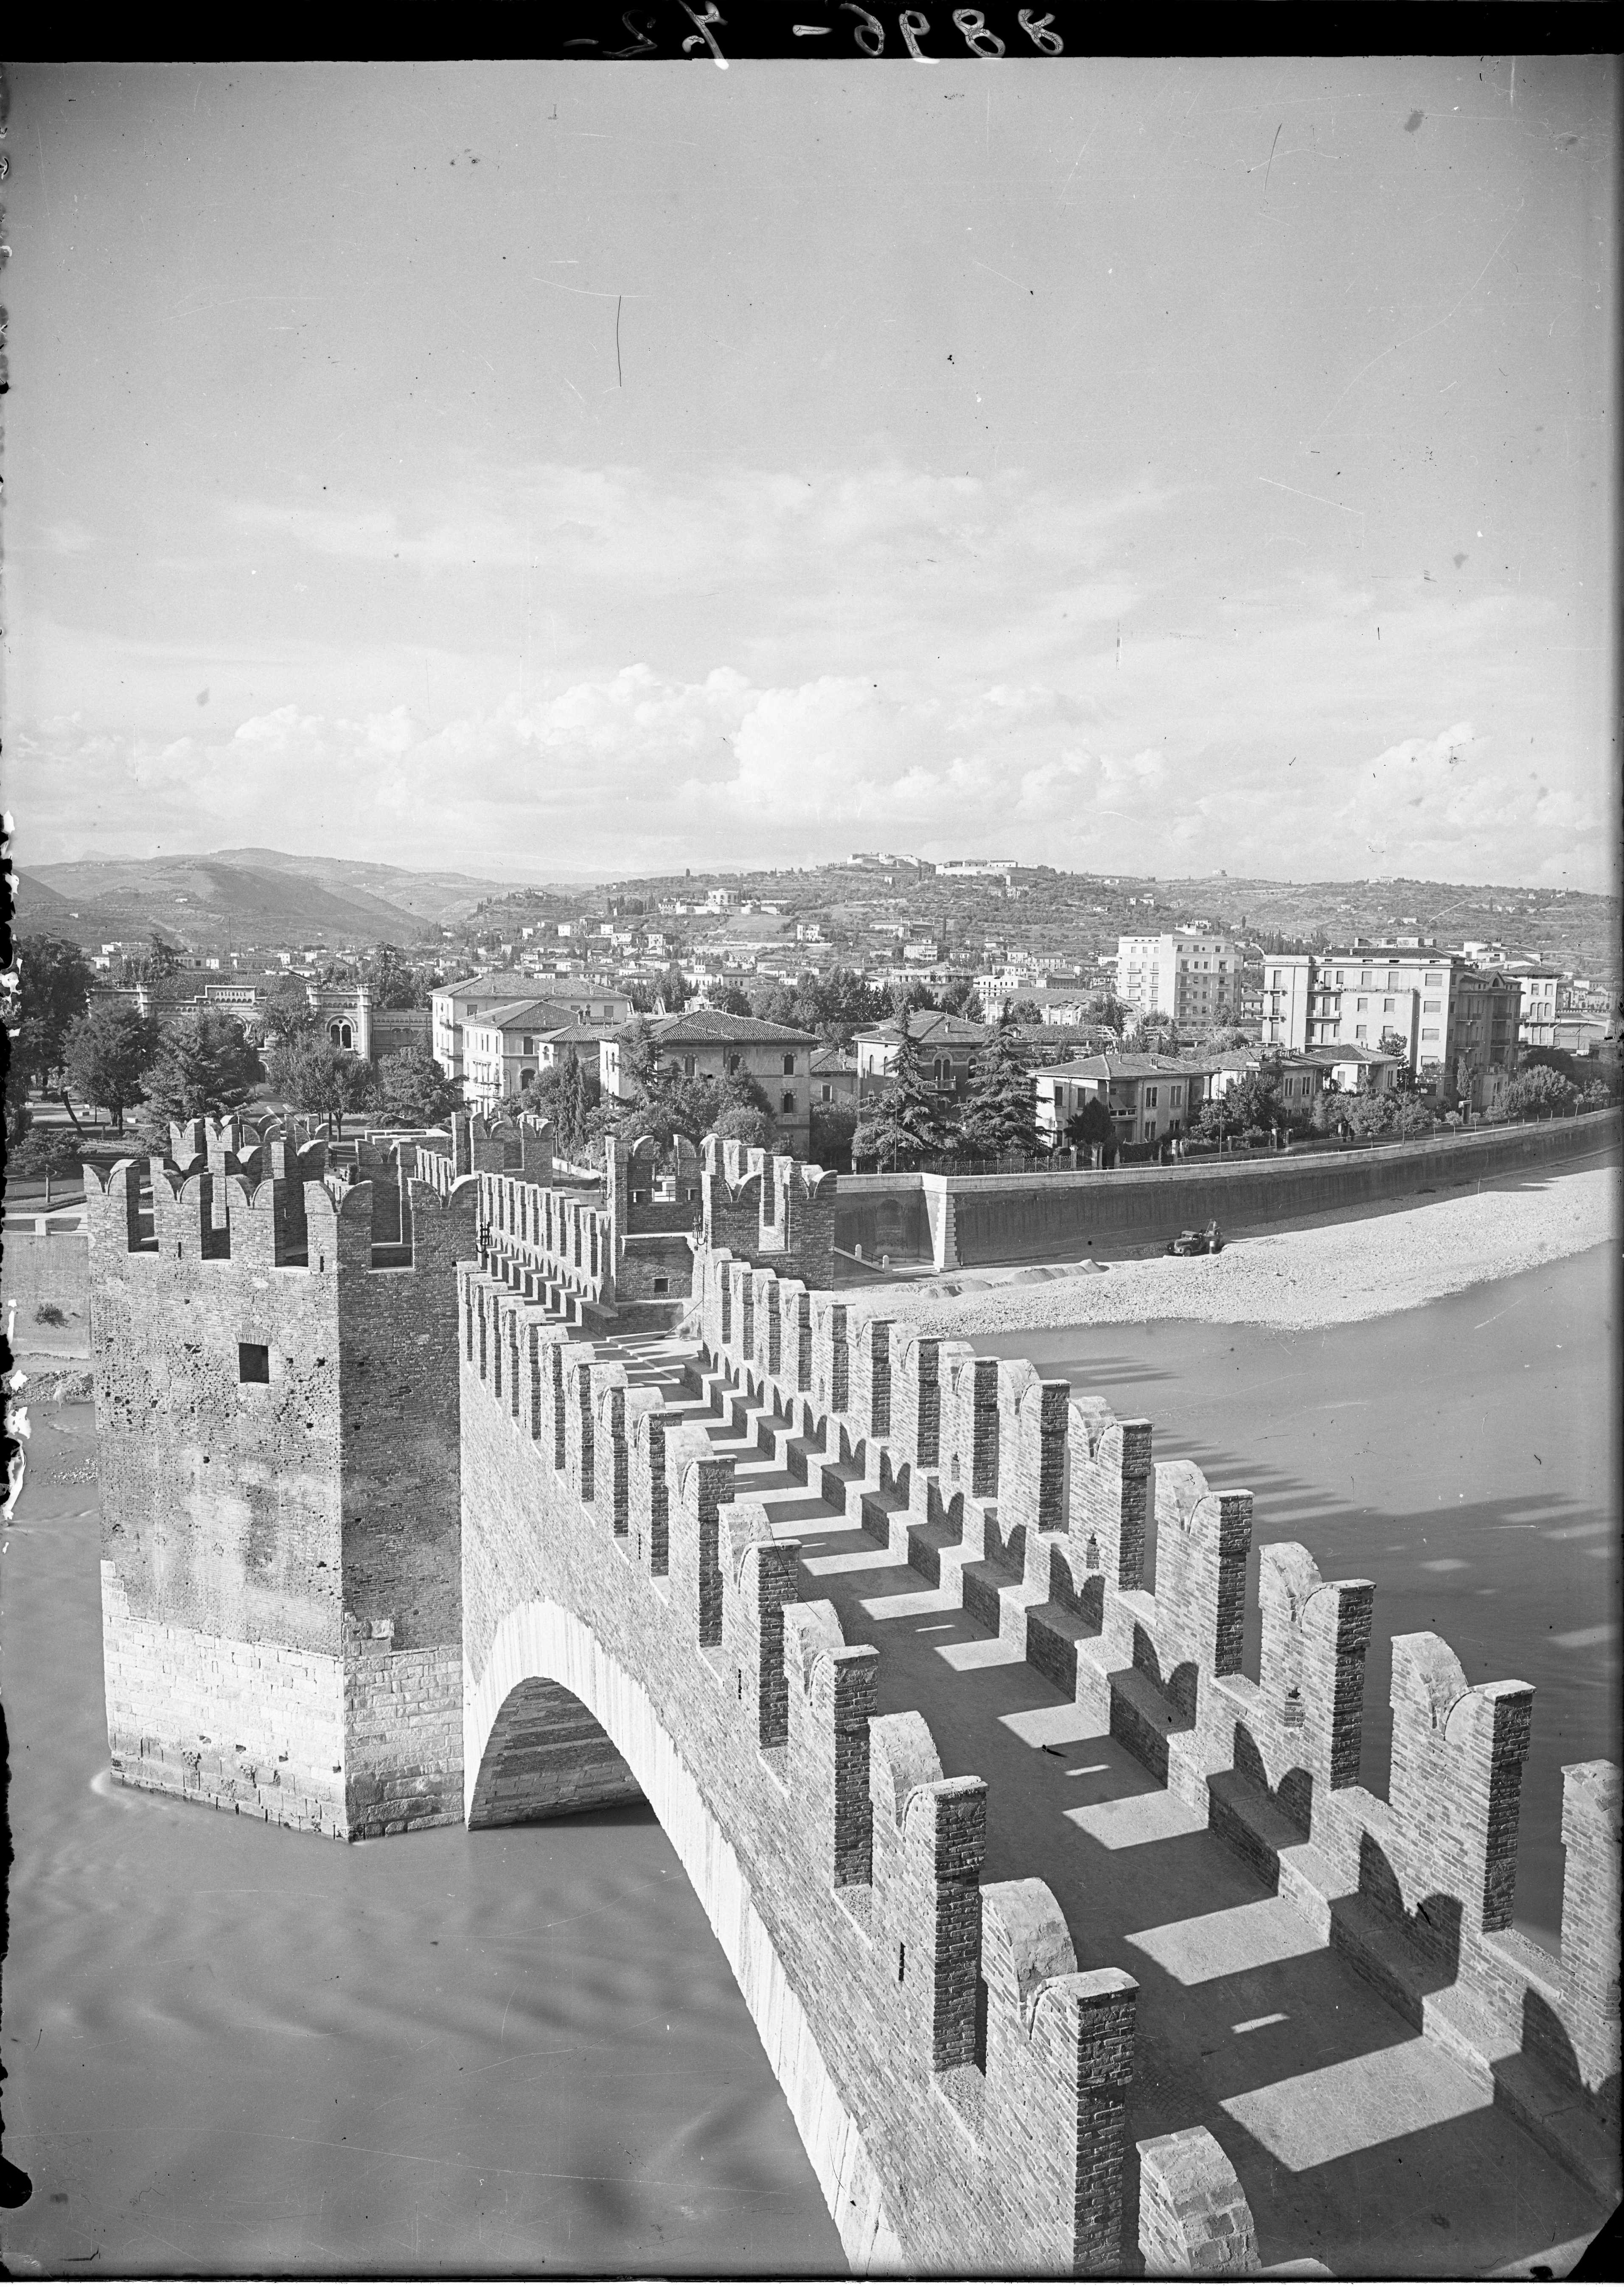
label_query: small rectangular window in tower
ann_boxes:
[238,1343,270,1385]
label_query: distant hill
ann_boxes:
[210,849,517,929]
[17,850,519,952]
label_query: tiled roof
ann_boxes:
[1035,1052,1194,1081]
[541,1020,623,1044]
[860,1010,992,1047]
[646,1011,819,1046]
[809,1045,857,1073]
[471,998,578,1031]
[444,970,532,1000]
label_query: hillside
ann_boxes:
[210,849,516,928]
[18,850,517,952]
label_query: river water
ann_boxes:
[1,1243,1617,2274]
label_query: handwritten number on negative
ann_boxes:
[679,0,729,62]
[1017,8,1062,50]
[607,9,658,55]
[841,2,886,53]
[953,8,1004,53]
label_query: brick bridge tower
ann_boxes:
[86,1116,477,1840]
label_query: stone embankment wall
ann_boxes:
[836,1107,1622,1269]
[694,1245,1622,2205]
[457,1249,1307,2278]
[85,1117,474,1840]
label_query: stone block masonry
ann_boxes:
[85,1127,474,1840]
[695,1242,1622,2206]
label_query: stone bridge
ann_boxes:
[456,1240,1619,2276]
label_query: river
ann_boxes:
[1,1243,1616,2273]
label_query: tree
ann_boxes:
[63,1004,158,1134]
[618,1015,662,1099]
[889,978,937,1022]
[750,966,886,1047]
[958,1014,1039,1158]
[138,1011,263,1132]
[1505,1065,1580,1121]
[810,1099,858,1172]
[707,984,752,1018]
[512,1054,601,1159]
[936,979,985,1022]
[364,944,427,1010]
[1090,992,1127,1034]
[712,1102,774,1149]
[1064,1095,1117,1166]
[135,931,183,986]
[6,1124,89,1203]
[377,1047,464,1127]
[256,978,318,1049]
[853,1020,951,1165]
[15,936,96,1130]
[653,962,692,1013]
[268,1039,379,1136]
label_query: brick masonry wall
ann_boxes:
[87,1160,469,1840]
[698,1250,1621,2170]
[459,1260,1152,2276]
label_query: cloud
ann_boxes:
[10,453,1612,892]
[11,653,1612,893]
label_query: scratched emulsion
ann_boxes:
[0,1397,844,2278]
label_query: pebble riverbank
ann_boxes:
[841,1160,1619,1339]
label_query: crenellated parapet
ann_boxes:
[693,1258,1621,2192]
[84,1149,475,1278]
[456,1254,1212,2274]
[476,1163,617,1321]
[700,1133,837,1287]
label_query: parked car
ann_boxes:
[1166,1221,1223,1256]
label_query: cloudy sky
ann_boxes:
[7,56,1617,887]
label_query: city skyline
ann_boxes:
[7,57,1618,891]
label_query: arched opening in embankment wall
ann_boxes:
[463,1598,902,2274]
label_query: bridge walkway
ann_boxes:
[590,1325,1606,2277]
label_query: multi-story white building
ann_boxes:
[1255,944,1522,1109]
[1033,1052,1197,1149]
[1509,964,1564,1048]
[1115,930,1240,1025]
[431,970,536,1079]
[1259,955,1315,1051]
[433,970,628,1082]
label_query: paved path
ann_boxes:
[592,1320,1607,2279]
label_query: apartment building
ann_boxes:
[600,1011,820,1155]
[1116,930,1240,1023]
[1256,944,1521,1108]
[436,971,631,1088]
[1509,964,1564,1048]
[431,970,538,1078]
[1034,1052,1198,1149]
[462,998,589,1112]
[853,1010,991,1104]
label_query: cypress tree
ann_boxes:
[959,1014,1039,1158]
[853,1016,952,1165]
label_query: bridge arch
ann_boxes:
[464,1597,901,2275]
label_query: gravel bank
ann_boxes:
[843,1162,1618,1339]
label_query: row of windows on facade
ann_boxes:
[1269,967,1450,990]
